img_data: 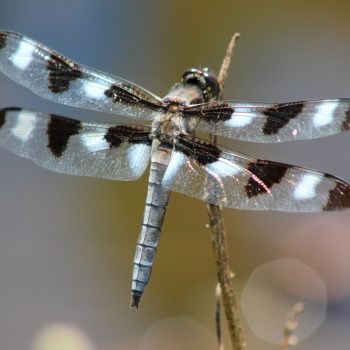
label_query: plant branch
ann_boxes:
[218,33,240,92]
[282,302,305,349]
[207,33,246,350]
[215,283,224,350]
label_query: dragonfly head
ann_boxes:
[181,67,221,102]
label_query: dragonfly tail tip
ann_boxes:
[130,294,141,308]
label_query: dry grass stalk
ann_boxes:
[207,32,247,350]
[282,302,305,349]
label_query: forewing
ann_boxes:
[184,99,350,142]
[0,108,152,180]
[162,136,350,212]
[0,31,164,120]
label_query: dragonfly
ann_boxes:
[0,31,350,308]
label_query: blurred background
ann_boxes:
[1,0,350,349]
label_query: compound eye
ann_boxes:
[182,68,207,92]
[182,68,201,82]
[204,70,221,98]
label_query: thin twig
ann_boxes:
[207,33,246,350]
[215,283,224,350]
[217,33,240,92]
[282,302,305,349]
[207,204,246,350]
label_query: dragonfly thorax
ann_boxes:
[151,67,222,141]
[151,111,187,141]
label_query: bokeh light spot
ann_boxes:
[241,258,327,344]
[32,323,95,350]
[137,316,216,350]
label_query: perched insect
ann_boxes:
[0,31,349,307]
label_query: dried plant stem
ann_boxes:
[215,284,224,350]
[207,33,246,350]
[207,203,246,350]
[282,302,305,349]
[218,33,240,92]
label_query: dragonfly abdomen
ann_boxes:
[131,146,171,308]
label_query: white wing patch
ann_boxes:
[83,82,106,100]
[11,109,36,141]
[224,109,254,128]
[207,158,241,178]
[127,143,150,177]
[294,174,322,200]
[81,133,109,152]
[312,101,338,128]
[10,41,34,70]
[162,150,186,186]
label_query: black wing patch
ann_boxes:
[341,109,350,131]
[245,161,291,197]
[0,33,6,50]
[183,102,234,123]
[105,125,153,148]
[262,102,304,135]
[47,54,83,94]
[323,179,350,210]
[174,136,221,165]
[47,115,82,157]
[0,108,6,128]
[104,83,163,112]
